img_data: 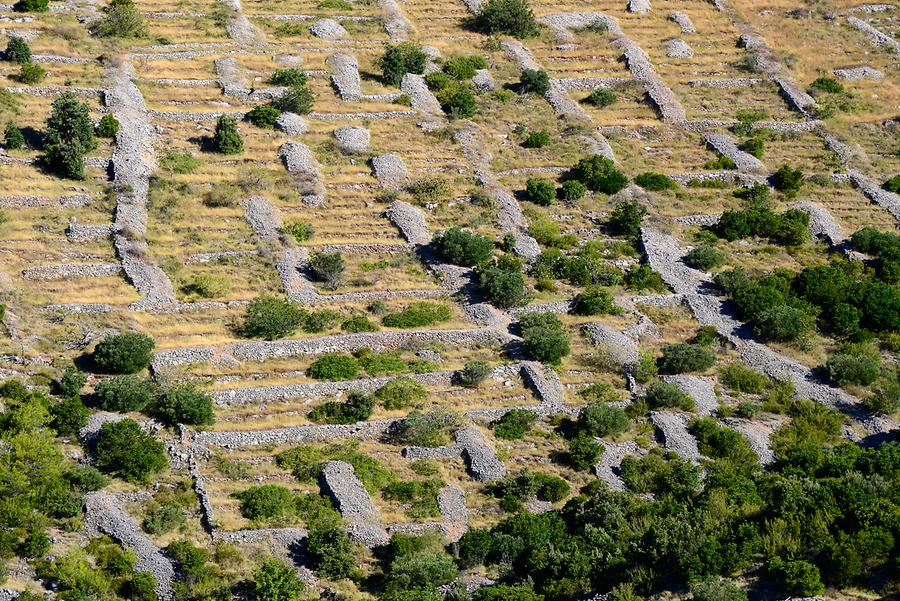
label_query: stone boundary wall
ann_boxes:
[21,263,122,280]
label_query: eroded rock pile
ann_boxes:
[664,38,693,58]
[333,125,370,154]
[371,153,409,190]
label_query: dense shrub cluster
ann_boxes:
[657,343,716,374]
[567,154,628,195]
[478,255,529,308]
[519,312,570,364]
[492,409,536,440]
[43,92,97,180]
[382,302,451,328]
[380,42,428,86]
[473,0,539,38]
[713,184,809,245]
[309,391,374,424]
[431,227,493,266]
[531,243,625,288]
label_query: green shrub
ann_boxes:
[809,76,844,94]
[308,354,359,380]
[521,130,549,148]
[341,315,378,333]
[152,383,214,426]
[704,155,737,170]
[569,287,619,316]
[826,351,880,386]
[57,365,86,397]
[473,0,539,38]
[307,526,355,579]
[407,177,452,204]
[4,122,24,150]
[241,296,306,340]
[272,85,314,114]
[303,310,341,334]
[95,114,119,138]
[390,410,461,447]
[181,272,230,299]
[739,137,764,158]
[568,434,602,470]
[90,0,146,37]
[634,172,677,191]
[772,164,804,197]
[657,343,715,374]
[281,219,313,242]
[14,0,49,12]
[309,391,374,424]
[375,377,427,409]
[519,312,569,364]
[753,304,815,342]
[767,557,824,597]
[383,302,451,328]
[684,246,725,271]
[691,578,748,601]
[524,178,556,206]
[64,465,109,491]
[492,409,536,440]
[644,380,694,411]
[689,325,719,347]
[624,264,667,291]
[608,200,646,239]
[308,252,345,290]
[883,175,900,194]
[212,116,243,154]
[478,255,529,308]
[253,558,303,601]
[432,227,493,266]
[458,361,492,387]
[17,62,45,84]
[519,68,549,95]
[94,375,156,412]
[50,395,89,435]
[443,55,486,80]
[92,333,154,374]
[558,179,586,203]
[380,41,428,86]
[863,380,900,415]
[246,105,281,129]
[4,36,31,63]
[96,419,167,483]
[42,91,98,178]
[143,504,185,535]
[233,484,296,522]
[718,363,768,394]
[585,87,616,107]
[20,528,49,559]
[437,82,477,118]
[159,151,200,174]
[577,402,629,437]
[356,350,406,376]
[270,68,308,87]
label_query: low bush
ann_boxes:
[383,302,451,328]
[644,380,694,411]
[569,287,619,316]
[18,62,45,84]
[212,116,243,154]
[241,296,306,340]
[521,130,549,148]
[478,255,529,308]
[492,409,536,440]
[585,87,616,107]
[203,182,240,207]
[246,105,281,129]
[519,312,569,364]
[558,179,586,203]
[568,434,602,470]
[158,151,200,174]
[458,361,492,387]
[309,391,374,424]
[809,76,844,95]
[740,137,764,158]
[282,219,313,242]
[92,333,154,374]
[4,122,24,150]
[95,419,167,483]
[390,410,461,447]
[95,114,119,138]
[884,175,900,194]
[772,164,804,197]
[624,264,667,291]
[432,227,493,266]
[704,156,737,170]
[270,68,307,87]
[577,401,629,437]
[341,315,378,333]
[608,199,646,238]
[233,484,296,522]
[443,55,486,80]
[50,395,89,435]
[436,83,476,118]
[633,172,677,191]
[519,69,549,95]
[408,177,452,204]
[143,504,185,535]
[94,375,156,412]
[524,178,556,205]
[375,377,427,409]
[473,0,539,38]
[380,41,428,86]
[568,154,628,194]
[272,85,314,114]
[826,351,880,386]
[752,304,815,342]
[308,354,359,381]
[182,272,230,299]
[719,363,768,394]
[684,246,725,271]
[151,383,214,426]
[657,343,715,374]
[308,252,345,290]
[89,0,146,37]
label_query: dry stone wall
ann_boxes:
[321,460,389,547]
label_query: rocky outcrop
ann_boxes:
[310,18,348,39]
[371,153,409,190]
[321,461,389,547]
[84,493,175,599]
[834,65,883,80]
[387,200,431,245]
[664,38,693,58]
[704,133,765,172]
[333,125,370,154]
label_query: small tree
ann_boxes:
[4,36,31,63]
[478,255,529,308]
[246,105,281,129]
[92,332,155,374]
[752,304,815,342]
[307,526,355,579]
[43,92,97,180]
[241,296,306,340]
[90,0,147,38]
[272,85,314,115]
[96,419,167,483]
[524,178,555,206]
[519,312,570,364]
[50,395,90,435]
[772,164,804,197]
[569,287,619,316]
[568,434,601,470]
[577,402,629,437]
[95,375,156,413]
[4,122,25,150]
[95,114,119,138]
[657,343,716,374]
[432,227,493,267]
[521,130,549,149]
[609,199,646,238]
[558,179,587,203]
[308,251,345,290]
[519,69,549,95]
[152,383,214,426]
[436,84,476,118]
[474,0,539,38]
[493,409,536,440]
[380,41,428,86]
[254,558,303,601]
[569,154,628,195]
[212,116,243,154]
[585,87,616,107]
[634,172,677,191]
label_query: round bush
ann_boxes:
[95,419,167,483]
[95,114,119,138]
[521,130,549,149]
[443,55,487,80]
[152,383,214,426]
[644,380,694,411]
[246,105,281,129]
[341,315,378,333]
[380,41,428,87]
[569,287,618,316]
[519,69,549,95]
[558,179,586,203]
[432,227,493,267]
[233,484,296,522]
[568,434,601,470]
[569,154,628,194]
[241,296,306,340]
[383,302,451,328]
[212,116,243,154]
[474,0,539,38]
[657,343,715,374]
[270,68,308,87]
[92,333,155,374]
[492,409,536,440]
[94,375,156,412]
[4,122,24,150]
[684,246,725,271]
[4,36,31,63]
[826,352,880,386]
[308,354,359,380]
[308,252,345,290]
[18,62,45,84]
[633,172,677,191]
[524,178,556,206]
[577,402,629,437]
[585,87,616,107]
[752,304,815,342]
[519,312,570,364]
[375,377,427,409]
[458,361,492,387]
[272,85,314,115]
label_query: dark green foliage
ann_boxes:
[522,130,549,148]
[380,41,428,86]
[142,503,185,535]
[246,105,281,128]
[490,471,570,504]
[739,137,764,158]
[20,528,50,558]
[766,557,824,597]
[634,172,677,191]
[95,375,156,412]
[383,480,444,519]
[718,363,768,394]
[4,36,31,63]
[443,55,487,79]
[307,354,359,380]
[525,178,556,205]
[383,302,451,328]
[684,246,725,271]
[715,186,810,245]
[341,315,378,333]
[57,366,86,398]
[95,114,119,138]
[92,333,154,374]
[608,199,646,239]
[159,151,201,174]
[437,82,477,118]
[644,380,694,410]
[282,219,313,242]
[273,84,315,114]
[576,402,629,437]
[212,116,243,154]
[4,122,24,150]
[50,395,89,435]
[704,155,737,170]
[309,391,374,424]
[691,578,747,601]
[474,585,544,601]
[624,264,668,291]
[569,287,619,316]
[307,526,355,579]
[492,409,536,440]
[17,62,45,84]
[270,69,308,87]
[64,465,109,491]
[458,361,492,387]
[254,558,303,601]
[558,179,586,203]
[390,410,461,447]
[233,484,297,522]
[568,154,628,195]
[884,175,900,194]
[308,251,345,290]
[863,380,900,415]
[384,551,458,593]
[432,227,493,266]
[585,87,616,107]
[90,0,146,37]
[752,304,815,342]
[14,0,48,12]
[95,419,167,483]
[809,76,844,94]
[241,296,306,340]
[519,69,549,95]
[478,255,529,308]
[519,312,569,364]
[772,164,804,197]
[825,349,880,386]
[375,377,427,409]
[657,343,715,374]
[568,434,602,470]
[690,418,757,464]
[43,92,97,180]
[152,383,214,426]
[473,0,539,38]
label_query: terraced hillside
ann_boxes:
[0,0,898,599]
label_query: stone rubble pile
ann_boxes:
[520,361,565,410]
[321,461,389,547]
[455,427,507,482]
[333,125,370,154]
[791,200,845,246]
[378,0,410,40]
[704,133,765,172]
[688,78,761,88]
[661,375,718,416]
[328,53,362,100]
[310,17,348,39]
[669,11,696,34]
[437,484,468,541]
[242,196,283,244]
[582,323,639,367]
[221,0,261,44]
[275,112,309,135]
[834,65,883,80]
[472,69,495,91]
[628,0,650,13]
[400,73,444,126]
[279,141,325,204]
[847,16,900,53]
[84,493,175,599]
[214,57,246,97]
[650,411,703,463]
[371,153,409,190]
[664,38,693,58]
[594,440,645,490]
[720,417,776,465]
[387,200,431,245]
